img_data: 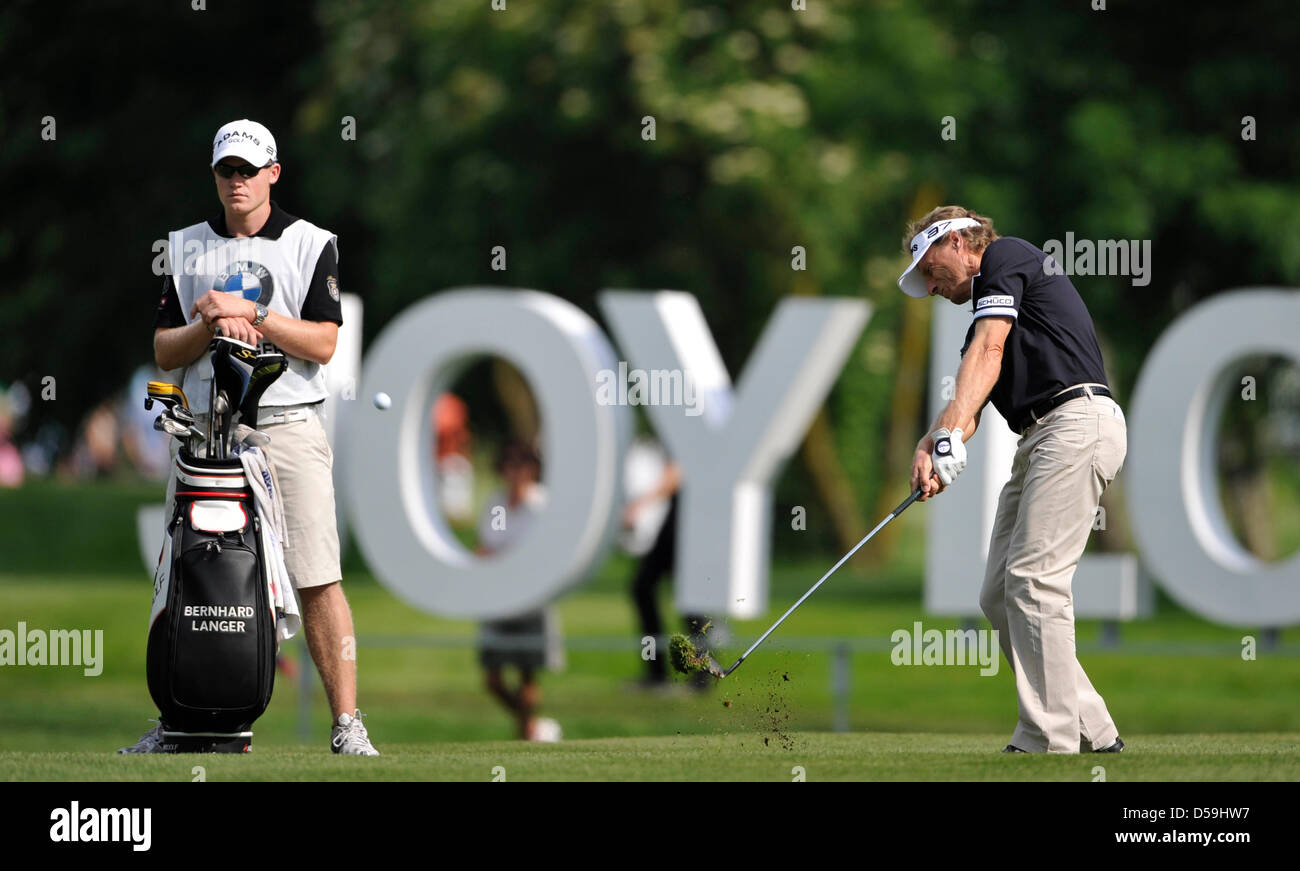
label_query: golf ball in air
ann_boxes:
[373,392,392,410]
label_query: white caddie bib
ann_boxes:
[166,217,336,414]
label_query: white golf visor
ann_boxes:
[897,217,982,298]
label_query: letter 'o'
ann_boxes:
[1128,289,1300,626]
[343,289,630,619]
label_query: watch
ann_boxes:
[252,303,268,327]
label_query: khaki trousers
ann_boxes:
[979,390,1127,753]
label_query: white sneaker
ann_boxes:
[331,709,380,756]
[529,717,563,743]
[117,721,166,754]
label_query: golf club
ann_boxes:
[236,352,287,425]
[231,423,271,448]
[202,329,236,459]
[170,405,196,427]
[207,357,217,460]
[145,381,190,414]
[210,335,263,459]
[713,486,927,680]
[146,382,203,450]
[212,392,232,459]
[155,413,201,442]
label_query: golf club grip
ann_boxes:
[893,487,925,516]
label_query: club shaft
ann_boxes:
[207,372,216,459]
[722,488,923,677]
[207,331,222,459]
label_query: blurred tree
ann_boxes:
[296,0,967,554]
[4,0,1297,557]
[0,0,321,455]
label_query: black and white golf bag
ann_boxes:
[147,448,276,752]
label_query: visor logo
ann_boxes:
[926,220,951,239]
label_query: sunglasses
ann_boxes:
[213,161,272,179]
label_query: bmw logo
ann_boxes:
[214,260,275,305]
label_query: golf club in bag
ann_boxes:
[146,336,288,752]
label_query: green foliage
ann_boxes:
[3,0,1299,526]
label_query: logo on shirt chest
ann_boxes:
[213,260,275,306]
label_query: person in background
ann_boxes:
[624,461,716,690]
[434,392,475,525]
[66,401,119,480]
[0,388,23,488]
[476,440,564,741]
[120,366,172,482]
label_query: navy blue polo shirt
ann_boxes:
[960,237,1109,431]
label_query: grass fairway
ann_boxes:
[5,733,1299,781]
[4,482,1299,782]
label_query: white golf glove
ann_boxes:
[930,427,967,486]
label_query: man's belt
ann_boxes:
[1015,385,1112,434]
[258,401,324,427]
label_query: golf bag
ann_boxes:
[146,448,277,753]
[143,336,293,752]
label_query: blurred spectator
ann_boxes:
[619,437,674,555]
[6,381,31,421]
[476,440,564,742]
[120,366,172,481]
[624,461,716,691]
[434,393,475,524]
[20,422,65,478]
[61,400,120,479]
[0,387,23,488]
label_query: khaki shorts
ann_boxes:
[164,411,342,590]
[477,608,565,673]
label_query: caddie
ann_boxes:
[120,119,378,755]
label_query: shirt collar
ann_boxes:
[208,200,296,240]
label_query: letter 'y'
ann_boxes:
[600,291,869,617]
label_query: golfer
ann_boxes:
[900,206,1125,754]
[121,119,377,755]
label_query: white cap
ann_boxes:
[211,119,278,168]
[897,217,981,298]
